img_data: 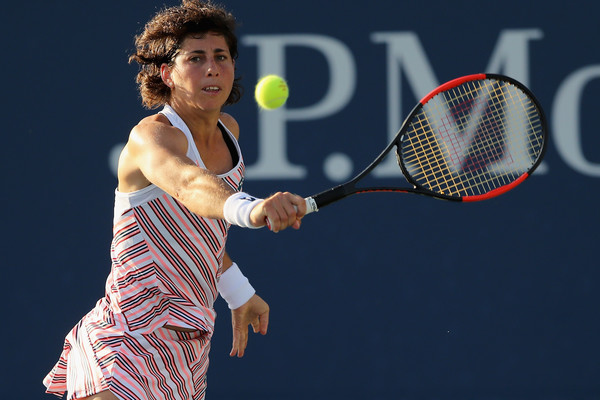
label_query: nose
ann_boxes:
[206,58,219,77]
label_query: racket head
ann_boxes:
[396,73,547,201]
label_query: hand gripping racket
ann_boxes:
[301,73,547,215]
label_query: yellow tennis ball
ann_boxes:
[254,75,289,110]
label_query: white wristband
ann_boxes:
[217,263,256,309]
[223,192,264,229]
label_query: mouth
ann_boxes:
[202,86,222,94]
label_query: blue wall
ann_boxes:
[4,0,599,399]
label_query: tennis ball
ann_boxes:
[254,75,289,110]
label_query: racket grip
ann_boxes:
[265,197,318,230]
[305,197,318,215]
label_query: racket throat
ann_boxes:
[311,184,352,210]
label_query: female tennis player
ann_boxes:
[43,1,306,399]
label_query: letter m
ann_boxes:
[370,29,544,177]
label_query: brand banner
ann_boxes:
[5,1,597,399]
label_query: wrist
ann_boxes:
[223,192,264,229]
[217,263,256,309]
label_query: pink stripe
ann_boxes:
[138,203,212,305]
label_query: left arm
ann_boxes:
[221,252,270,358]
[217,116,269,357]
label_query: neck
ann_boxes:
[168,101,221,141]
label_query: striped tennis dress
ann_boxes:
[44,105,245,400]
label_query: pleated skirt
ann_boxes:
[44,312,212,400]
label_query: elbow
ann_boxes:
[170,170,195,205]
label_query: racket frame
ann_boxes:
[305,73,548,213]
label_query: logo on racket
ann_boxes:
[414,82,539,177]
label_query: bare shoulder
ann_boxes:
[219,112,240,140]
[118,113,188,192]
[132,113,176,138]
[129,113,187,151]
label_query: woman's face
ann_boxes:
[166,33,235,112]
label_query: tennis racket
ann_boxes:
[301,73,547,215]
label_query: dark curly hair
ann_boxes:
[129,0,242,109]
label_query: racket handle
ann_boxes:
[305,197,318,215]
[265,197,318,231]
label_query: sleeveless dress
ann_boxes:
[43,105,245,400]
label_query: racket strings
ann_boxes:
[422,84,540,195]
[404,113,466,195]
[401,78,544,198]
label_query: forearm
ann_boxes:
[145,151,303,230]
[222,252,234,272]
[169,166,236,219]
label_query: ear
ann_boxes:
[160,64,174,88]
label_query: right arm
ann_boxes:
[119,119,306,231]
[120,120,235,219]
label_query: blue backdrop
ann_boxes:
[3,0,598,399]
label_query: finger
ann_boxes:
[290,194,307,217]
[230,336,238,357]
[251,316,260,334]
[232,337,247,358]
[292,218,302,230]
[285,202,298,227]
[267,209,284,233]
[259,311,269,335]
[278,193,300,229]
[267,203,287,232]
[231,328,248,358]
